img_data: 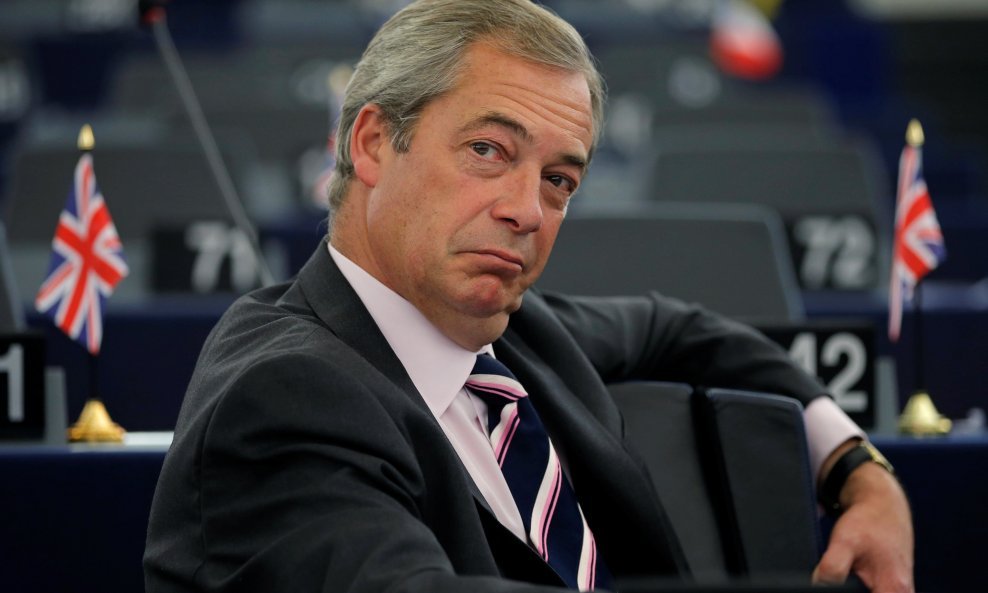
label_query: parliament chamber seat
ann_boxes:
[609,382,820,581]
[536,202,803,322]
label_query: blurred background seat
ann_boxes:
[644,137,891,292]
[0,221,25,332]
[538,202,803,322]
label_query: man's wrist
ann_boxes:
[820,441,895,515]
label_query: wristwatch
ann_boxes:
[820,441,895,515]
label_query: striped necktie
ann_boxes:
[465,354,611,591]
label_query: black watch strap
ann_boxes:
[820,441,895,515]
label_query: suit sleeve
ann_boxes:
[538,290,826,407]
[192,352,566,593]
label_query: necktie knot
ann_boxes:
[465,354,528,436]
[465,354,529,406]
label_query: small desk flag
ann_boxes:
[35,152,129,354]
[888,133,945,342]
[710,0,783,80]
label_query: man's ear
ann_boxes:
[350,104,388,188]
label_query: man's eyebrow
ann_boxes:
[561,153,587,173]
[459,112,534,143]
[459,111,587,173]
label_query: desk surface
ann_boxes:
[871,435,988,593]
[0,439,168,593]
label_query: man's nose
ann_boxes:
[492,169,543,234]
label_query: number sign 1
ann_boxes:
[0,333,45,440]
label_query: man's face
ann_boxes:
[346,43,593,350]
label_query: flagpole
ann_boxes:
[64,124,126,443]
[906,119,928,397]
[89,351,99,399]
[912,283,925,394]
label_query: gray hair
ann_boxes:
[327,0,605,212]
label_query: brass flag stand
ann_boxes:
[898,391,951,436]
[67,398,125,443]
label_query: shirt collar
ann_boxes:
[329,244,490,417]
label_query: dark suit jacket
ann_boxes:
[144,242,824,593]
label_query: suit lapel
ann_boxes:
[296,244,498,501]
[296,242,420,403]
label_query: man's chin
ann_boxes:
[460,287,524,319]
[431,288,523,350]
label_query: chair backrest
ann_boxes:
[699,388,822,576]
[537,202,802,322]
[109,47,354,210]
[608,381,821,580]
[607,381,728,580]
[595,39,835,129]
[647,141,884,217]
[110,44,361,115]
[644,138,891,291]
[0,221,24,332]
[3,123,241,245]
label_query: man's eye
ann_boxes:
[470,142,499,160]
[546,174,575,192]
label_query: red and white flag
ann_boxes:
[888,142,945,342]
[710,0,783,80]
[35,153,129,354]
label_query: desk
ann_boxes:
[0,443,167,593]
[0,436,983,593]
[872,435,988,593]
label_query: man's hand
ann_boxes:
[812,460,915,593]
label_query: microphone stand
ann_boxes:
[140,2,276,288]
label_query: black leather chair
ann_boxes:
[608,381,821,581]
[608,381,728,580]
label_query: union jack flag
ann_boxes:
[35,153,129,354]
[888,143,945,342]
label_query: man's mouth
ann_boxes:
[470,249,525,272]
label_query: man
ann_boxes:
[145,1,913,591]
